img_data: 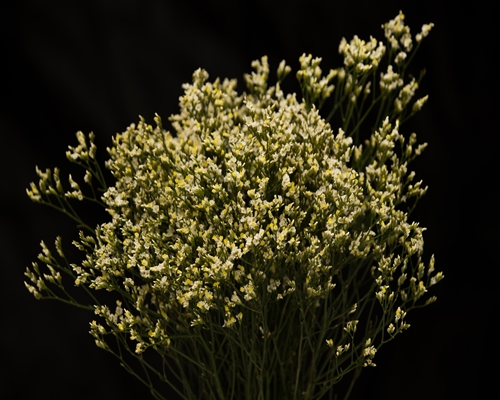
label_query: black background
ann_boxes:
[1,1,497,399]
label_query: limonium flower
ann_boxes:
[25,11,441,400]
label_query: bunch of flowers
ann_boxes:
[26,11,442,400]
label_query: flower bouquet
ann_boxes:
[26,11,442,400]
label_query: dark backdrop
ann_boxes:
[1,1,496,399]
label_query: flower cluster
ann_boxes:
[26,11,440,400]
